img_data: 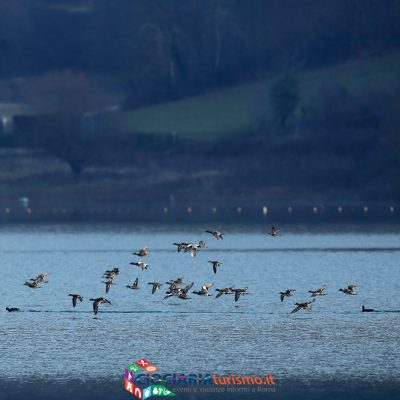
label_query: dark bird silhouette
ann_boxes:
[89,297,111,316]
[104,280,114,294]
[68,294,83,308]
[268,226,281,237]
[215,286,235,299]
[208,260,222,274]
[309,285,327,297]
[127,277,139,290]
[166,277,183,287]
[206,230,223,240]
[291,299,315,314]
[130,262,149,270]
[193,283,213,296]
[133,247,149,257]
[184,241,207,257]
[280,289,296,302]
[24,281,41,289]
[6,307,20,312]
[231,287,249,302]
[103,268,119,280]
[362,305,374,312]
[173,243,189,252]
[339,284,357,295]
[164,282,194,300]
[148,282,162,294]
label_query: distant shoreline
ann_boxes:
[0,202,399,224]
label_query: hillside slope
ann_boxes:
[119,51,400,138]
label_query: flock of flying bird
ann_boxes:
[6,226,375,316]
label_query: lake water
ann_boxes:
[0,223,399,398]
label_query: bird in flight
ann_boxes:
[279,289,296,302]
[68,293,83,308]
[291,299,315,314]
[127,277,139,290]
[206,230,223,240]
[133,247,149,257]
[208,260,222,274]
[90,297,111,316]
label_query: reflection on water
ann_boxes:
[0,223,399,383]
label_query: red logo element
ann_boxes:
[135,359,158,373]
[124,380,143,398]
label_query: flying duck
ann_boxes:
[198,240,207,248]
[184,241,208,257]
[177,291,191,300]
[103,268,120,280]
[193,283,213,296]
[133,246,149,257]
[127,277,139,289]
[164,282,194,300]
[89,297,111,316]
[206,230,223,240]
[173,242,189,252]
[280,289,296,302]
[148,282,162,294]
[215,286,235,299]
[231,287,248,302]
[208,260,222,274]
[104,279,114,294]
[26,272,49,288]
[309,285,327,297]
[291,299,315,313]
[268,226,281,237]
[68,294,83,308]
[339,284,357,295]
[166,277,183,286]
[130,262,149,270]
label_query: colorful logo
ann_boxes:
[125,359,176,399]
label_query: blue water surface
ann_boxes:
[0,223,399,382]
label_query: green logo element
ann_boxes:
[151,385,175,397]
[127,363,142,373]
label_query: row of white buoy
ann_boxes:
[1,205,397,215]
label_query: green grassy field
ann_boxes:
[118,51,400,139]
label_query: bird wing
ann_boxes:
[213,264,217,274]
[348,284,357,290]
[134,277,139,287]
[93,301,99,315]
[280,293,285,302]
[78,295,83,302]
[235,292,241,302]
[291,305,302,314]
[216,292,223,299]
[183,282,194,293]
[72,296,77,307]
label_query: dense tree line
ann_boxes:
[1,0,400,107]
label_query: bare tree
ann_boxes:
[25,70,111,180]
